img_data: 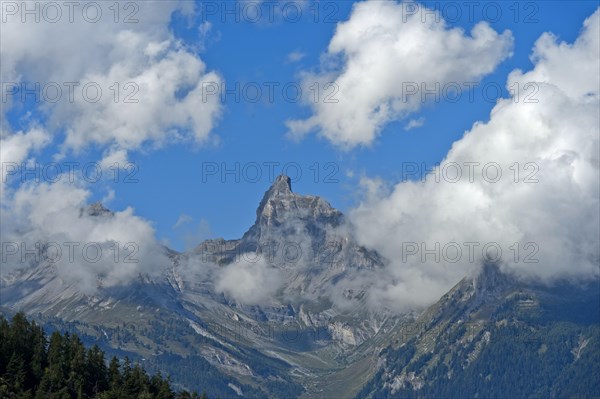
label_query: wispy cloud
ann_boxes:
[286,50,306,63]
[404,117,426,131]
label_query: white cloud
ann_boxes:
[0,126,51,174]
[1,179,169,294]
[198,21,220,52]
[287,0,513,148]
[56,48,222,158]
[349,8,600,311]
[173,216,213,251]
[216,257,284,305]
[0,3,223,277]
[98,148,128,171]
[286,50,306,63]
[0,127,52,199]
[0,1,223,165]
[404,117,425,131]
[174,214,194,229]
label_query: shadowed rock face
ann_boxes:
[80,201,113,217]
[473,262,517,298]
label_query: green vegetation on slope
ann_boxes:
[356,281,600,399]
[0,313,210,399]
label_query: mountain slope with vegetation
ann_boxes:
[0,313,210,399]
[355,265,600,399]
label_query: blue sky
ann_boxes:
[2,0,599,251]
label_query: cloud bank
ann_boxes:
[350,8,600,310]
[1,179,169,294]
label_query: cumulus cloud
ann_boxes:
[0,2,223,293]
[287,0,513,148]
[216,257,284,305]
[1,179,169,294]
[0,127,51,198]
[1,1,222,164]
[349,8,600,310]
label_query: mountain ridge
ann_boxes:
[1,178,598,398]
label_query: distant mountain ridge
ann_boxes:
[1,177,599,398]
[0,176,393,397]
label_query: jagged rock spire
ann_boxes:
[270,174,293,194]
[262,174,293,202]
[255,174,294,220]
[242,174,343,242]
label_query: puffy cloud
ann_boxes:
[1,179,169,294]
[57,48,222,157]
[0,3,223,289]
[287,0,513,148]
[216,257,284,305]
[0,127,51,191]
[1,1,222,164]
[349,8,600,310]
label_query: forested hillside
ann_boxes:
[355,272,600,399]
[0,313,209,399]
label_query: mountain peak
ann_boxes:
[242,175,343,241]
[255,175,294,218]
[473,262,516,297]
[80,202,113,218]
[270,174,293,194]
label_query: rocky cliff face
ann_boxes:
[245,174,344,238]
[168,177,400,396]
[189,175,384,303]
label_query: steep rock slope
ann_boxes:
[356,264,600,398]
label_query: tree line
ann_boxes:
[0,313,211,399]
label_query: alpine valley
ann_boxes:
[1,176,599,398]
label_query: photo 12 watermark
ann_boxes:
[200,161,340,184]
[1,1,140,24]
[2,161,140,184]
[196,1,342,24]
[399,161,540,184]
[197,80,539,105]
[197,239,348,266]
[2,81,140,104]
[1,241,140,264]
[193,1,541,25]
[196,239,540,266]
[397,81,539,104]
[201,81,339,104]
[398,241,539,264]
